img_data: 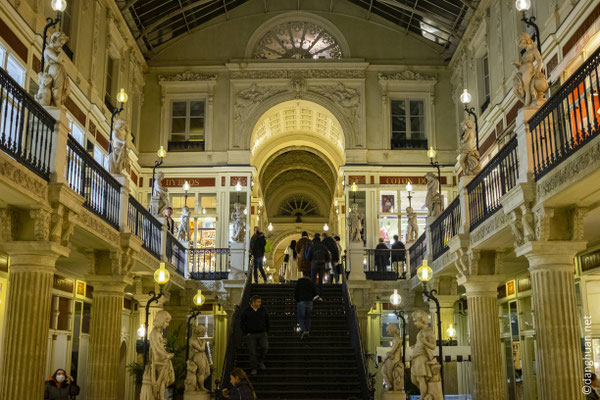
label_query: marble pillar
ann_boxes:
[348,241,366,280]
[86,279,127,400]
[0,243,65,399]
[460,276,506,400]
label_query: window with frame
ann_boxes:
[104,57,116,110]
[480,54,490,113]
[61,0,75,60]
[391,99,427,150]
[69,118,85,145]
[169,100,205,151]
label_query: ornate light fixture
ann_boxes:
[151,146,166,200]
[459,89,480,150]
[183,181,190,206]
[136,324,145,338]
[389,289,401,306]
[41,0,68,72]
[426,147,442,195]
[446,324,457,341]
[406,181,413,208]
[389,289,408,383]
[193,289,205,306]
[351,181,358,203]
[143,262,170,366]
[109,88,128,154]
[323,223,329,231]
[515,0,542,54]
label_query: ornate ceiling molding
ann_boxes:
[378,70,437,81]
[158,71,218,82]
[229,69,365,80]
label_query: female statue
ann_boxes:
[108,118,130,175]
[152,172,170,216]
[347,203,363,242]
[38,32,70,106]
[459,119,481,176]
[425,173,442,217]
[231,203,246,242]
[382,324,404,391]
[410,310,443,400]
[186,325,211,392]
[177,206,191,243]
[406,207,418,243]
[141,311,175,400]
[513,32,548,107]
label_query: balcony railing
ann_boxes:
[467,137,519,231]
[0,67,55,180]
[364,249,407,280]
[528,45,600,180]
[166,232,186,276]
[189,248,230,280]
[409,233,427,277]
[431,196,461,260]
[127,195,163,259]
[66,136,121,229]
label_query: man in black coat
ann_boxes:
[295,271,318,340]
[375,238,390,273]
[307,236,330,297]
[241,295,270,375]
[249,226,267,283]
[391,234,406,277]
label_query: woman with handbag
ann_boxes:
[283,240,299,283]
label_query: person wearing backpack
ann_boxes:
[307,235,330,297]
[295,231,312,277]
[249,226,267,283]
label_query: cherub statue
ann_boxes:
[406,207,418,243]
[459,119,481,176]
[230,202,246,243]
[35,72,52,105]
[152,171,169,216]
[36,32,70,106]
[108,118,130,175]
[425,173,443,217]
[382,324,404,392]
[347,202,363,242]
[184,360,198,392]
[176,206,191,243]
[410,310,443,400]
[140,311,175,400]
[513,32,548,107]
[186,325,210,392]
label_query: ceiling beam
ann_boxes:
[136,0,216,39]
[377,0,458,34]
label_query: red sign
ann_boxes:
[155,177,216,188]
[229,176,248,186]
[379,176,447,185]
[348,176,366,184]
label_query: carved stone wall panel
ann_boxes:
[470,211,510,247]
[75,208,120,246]
[229,69,366,80]
[0,153,48,203]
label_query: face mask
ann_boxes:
[56,375,65,383]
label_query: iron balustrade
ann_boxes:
[409,233,427,277]
[431,196,461,260]
[466,137,519,231]
[66,136,121,229]
[0,67,55,180]
[127,195,162,259]
[189,248,230,280]
[166,232,186,276]
[364,249,407,280]
[528,45,600,180]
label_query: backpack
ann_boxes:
[313,245,328,265]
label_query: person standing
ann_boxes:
[375,238,390,273]
[44,369,80,399]
[333,235,344,284]
[295,231,312,277]
[391,234,406,277]
[283,240,299,282]
[165,206,175,234]
[241,295,269,376]
[295,271,318,340]
[249,226,267,284]
[321,232,339,284]
[307,235,330,297]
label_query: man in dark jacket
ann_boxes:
[44,368,80,400]
[241,295,269,375]
[391,234,406,277]
[307,236,330,297]
[295,231,312,276]
[295,271,318,340]
[375,238,390,273]
[249,226,267,283]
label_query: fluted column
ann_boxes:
[521,241,586,400]
[86,280,127,400]
[460,276,505,400]
[0,243,64,399]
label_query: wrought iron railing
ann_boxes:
[409,233,427,278]
[529,45,600,180]
[0,66,55,180]
[189,248,230,280]
[166,232,186,276]
[127,195,162,259]
[466,137,519,231]
[66,136,121,229]
[431,196,461,260]
[363,248,407,280]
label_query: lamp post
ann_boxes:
[235,180,242,203]
[268,222,273,232]
[183,181,190,207]
[151,146,167,198]
[40,0,67,73]
[426,147,442,195]
[143,262,171,366]
[323,223,329,232]
[406,181,413,208]
[109,88,128,154]
[389,289,407,380]
[459,89,480,150]
[515,0,542,54]
[351,181,358,203]
[185,289,205,361]
[416,260,444,396]
[446,324,457,346]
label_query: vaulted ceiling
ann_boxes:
[117,0,475,57]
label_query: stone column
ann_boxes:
[0,242,65,399]
[86,279,127,400]
[519,240,586,400]
[429,295,459,341]
[459,276,506,400]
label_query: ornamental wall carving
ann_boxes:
[0,154,48,202]
[76,208,120,245]
[470,210,509,246]
[230,69,365,80]
[377,71,437,81]
[158,71,218,81]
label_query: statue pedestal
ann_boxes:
[348,241,366,281]
[183,391,210,400]
[229,242,247,281]
[150,196,160,216]
[382,390,406,400]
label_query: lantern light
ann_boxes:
[323,223,329,231]
[116,88,128,104]
[157,146,167,159]
[182,181,190,192]
[153,262,170,285]
[235,181,242,192]
[193,289,205,306]
[137,324,145,338]
[417,260,433,283]
[351,182,358,192]
[459,89,472,105]
[515,0,531,12]
[243,208,248,215]
[427,146,437,160]
[268,222,273,231]
[51,0,67,12]
[390,289,401,306]
[446,324,457,340]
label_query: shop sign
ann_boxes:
[581,248,600,272]
[348,176,366,184]
[379,176,447,185]
[229,176,248,186]
[53,275,74,293]
[76,280,86,297]
[156,177,216,188]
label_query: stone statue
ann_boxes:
[459,119,481,176]
[152,171,169,216]
[176,206,191,242]
[185,325,211,392]
[140,311,175,400]
[382,324,404,392]
[108,118,130,175]
[425,173,443,218]
[513,32,548,107]
[406,207,418,243]
[230,202,246,243]
[410,310,443,400]
[36,32,70,107]
[347,203,363,242]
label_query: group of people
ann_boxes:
[375,234,407,273]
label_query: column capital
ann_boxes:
[0,241,69,272]
[517,240,587,271]
[86,275,129,296]
[458,274,505,296]
[435,294,461,309]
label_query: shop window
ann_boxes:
[169,100,205,151]
[61,0,75,60]
[391,99,427,150]
[6,54,26,87]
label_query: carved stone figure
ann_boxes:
[406,207,418,243]
[230,202,246,243]
[108,118,130,175]
[234,84,285,122]
[152,171,169,216]
[513,32,548,107]
[36,32,70,107]
[459,119,481,176]
[176,206,191,243]
[410,310,443,400]
[310,83,360,121]
[425,173,443,217]
[382,324,404,391]
[347,203,363,242]
[185,325,211,392]
[140,311,175,400]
